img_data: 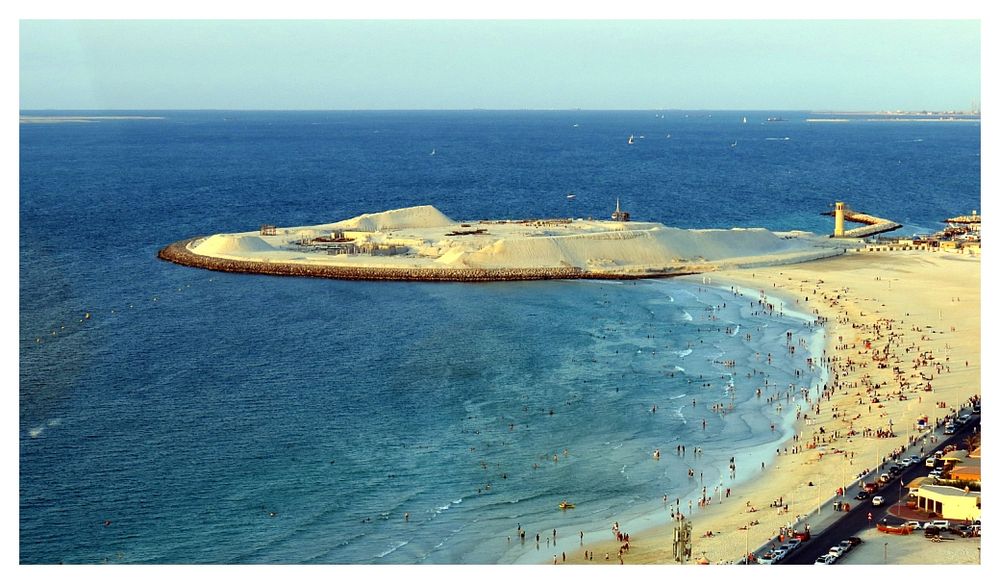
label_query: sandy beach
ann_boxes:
[559,249,980,565]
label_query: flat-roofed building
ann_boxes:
[914,484,981,522]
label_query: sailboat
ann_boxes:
[430,148,436,156]
[742,116,748,124]
[627,134,635,145]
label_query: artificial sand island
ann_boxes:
[158,205,851,281]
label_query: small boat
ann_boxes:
[730,140,738,148]
[627,134,635,145]
[559,501,575,510]
[430,148,436,155]
[566,193,576,200]
[742,116,748,124]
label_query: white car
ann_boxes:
[924,520,951,530]
[815,554,836,564]
[926,456,937,467]
[904,521,924,530]
[872,495,885,506]
[828,545,847,558]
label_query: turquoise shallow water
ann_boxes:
[19,111,977,563]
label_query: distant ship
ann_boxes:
[627,134,635,145]
[766,117,787,122]
[742,116,748,124]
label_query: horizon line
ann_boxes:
[19,107,981,113]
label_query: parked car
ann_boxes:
[872,495,885,506]
[814,554,836,564]
[828,545,848,558]
[924,520,951,530]
[757,552,778,564]
[846,536,862,546]
[928,470,942,479]
[926,456,937,467]
[910,455,922,464]
[972,403,980,413]
[901,459,912,468]
[784,538,801,550]
[944,424,956,434]
[838,539,855,552]
[953,525,976,538]
[904,521,924,530]
[958,413,971,424]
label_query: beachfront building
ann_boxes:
[913,484,981,522]
[906,476,936,496]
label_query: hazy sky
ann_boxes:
[19,20,981,110]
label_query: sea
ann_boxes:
[19,110,980,564]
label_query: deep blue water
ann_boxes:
[19,111,979,564]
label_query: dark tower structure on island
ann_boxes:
[611,198,630,222]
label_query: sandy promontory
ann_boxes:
[159,205,850,281]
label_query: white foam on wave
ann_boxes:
[731,324,740,336]
[676,349,692,357]
[682,311,693,321]
[674,366,685,372]
[376,540,410,558]
[29,427,44,438]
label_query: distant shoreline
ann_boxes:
[19,115,165,124]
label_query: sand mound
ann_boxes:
[192,234,276,256]
[463,226,811,269]
[330,205,456,232]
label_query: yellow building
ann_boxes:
[914,484,981,522]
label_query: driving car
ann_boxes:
[854,491,870,501]
[872,495,885,506]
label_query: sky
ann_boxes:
[18,18,981,111]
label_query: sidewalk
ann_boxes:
[749,404,976,561]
